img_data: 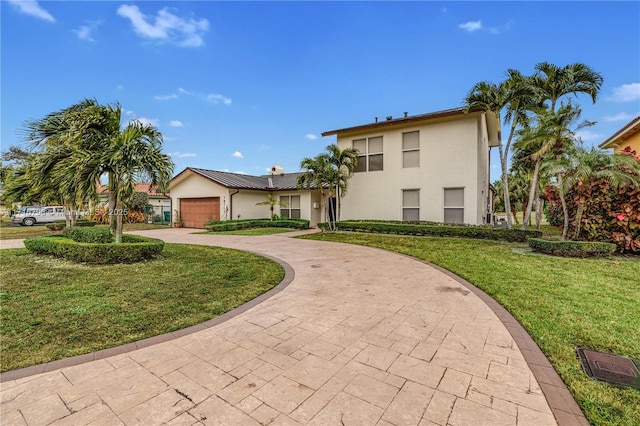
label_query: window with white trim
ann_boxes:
[280,195,301,219]
[443,188,464,224]
[402,189,420,221]
[353,136,383,172]
[402,131,420,168]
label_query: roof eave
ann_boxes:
[321,107,481,137]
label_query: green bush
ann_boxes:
[24,235,165,264]
[63,226,113,244]
[45,220,96,231]
[318,220,542,242]
[206,219,310,232]
[528,238,616,258]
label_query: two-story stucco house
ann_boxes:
[322,107,500,225]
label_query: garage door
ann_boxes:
[180,197,220,228]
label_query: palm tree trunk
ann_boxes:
[115,189,123,244]
[498,144,513,230]
[521,159,541,230]
[558,172,569,240]
[535,196,543,230]
[574,202,584,240]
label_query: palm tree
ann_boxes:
[464,69,536,229]
[256,194,287,220]
[515,102,594,238]
[562,147,640,240]
[325,144,359,223]
[22,99,173,242]
[297,144,358,230]
[518,62,603,235]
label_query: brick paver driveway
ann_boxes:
[1,229,586,425]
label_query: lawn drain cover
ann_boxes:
[577,348,640,390]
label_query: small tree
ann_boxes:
[256,194,287,220]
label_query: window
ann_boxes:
[353,136,383,172]
[444,188,464,224]
[280,195,301,219]
[402,189,420,221]
[402,131,420,168]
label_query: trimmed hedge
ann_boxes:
[205,219,310,232]
[46,220,96,231]
[318,221,542,242]
[24,234,165,264]
[63,226,113,244]
[528,238,616,258]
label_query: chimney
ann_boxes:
[404,112,408,118]
[374,117,378,123]
[386,116,392,121]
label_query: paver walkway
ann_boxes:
[1,229,586,425]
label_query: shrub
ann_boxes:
[319,221,542,242]
[24,234,164,264]
[46,220,97,231]
[528,238,616,258]
[205,219,310,232]
[63,226,113,244]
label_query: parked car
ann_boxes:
[11,206,65,226]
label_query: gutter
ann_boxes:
[229,189,240,220]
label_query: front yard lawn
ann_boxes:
[300,232,640,426]
[0,222,169,240]
[0,244,283,372]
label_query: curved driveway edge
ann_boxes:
[0,229,586,425]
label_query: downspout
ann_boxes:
[229,189,240,220]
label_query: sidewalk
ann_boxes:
[0,229,586,425]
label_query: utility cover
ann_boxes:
[577,348,640,390]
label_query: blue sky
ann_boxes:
[2,1,639,182]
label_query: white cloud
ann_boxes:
[117,85,125,91]
[7,0,55,22]
[169,120,184,127]
[124,109,134,116]
[73,23,100,42]
[608,83,640,102]
[117,4,209,47]
[575,130,603,142]
[259,144,271,150]
[154,93,178,100]
[232,151,244,159]
[234,170,246,175]
[178,87,191,94]
[206,93,232,105]
[169,151,196,158]
[131,116,159,126]
[603,112,635,122]
[305,134,318,140]
[459,21,482,32]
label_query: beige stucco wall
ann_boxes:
[274,191,322,226]
[612,132,640,154]
[336,113,490,225]
[232,191,273,221]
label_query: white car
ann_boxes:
[11,206,65,226]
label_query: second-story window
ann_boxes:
[402,131,420,168]
[353,136,383,172]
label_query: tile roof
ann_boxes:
[186,168,306,191]
[97,183,169,197]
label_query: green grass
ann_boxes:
[299,232,640,426]
[0,222,169,240]
[200,227,295,236]
[0,244,283,372]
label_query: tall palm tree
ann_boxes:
[518,62,603,235]
[515,102,593,238]
[561,147,640,240]
[297,144,358,230]
[464,69,536,229]
[325,144,359,223]
[22,99,173,242]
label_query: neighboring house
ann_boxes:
[599,115,640,154]
[97,183,171,219]
[321,107,500,225]
[169,167,323,228]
